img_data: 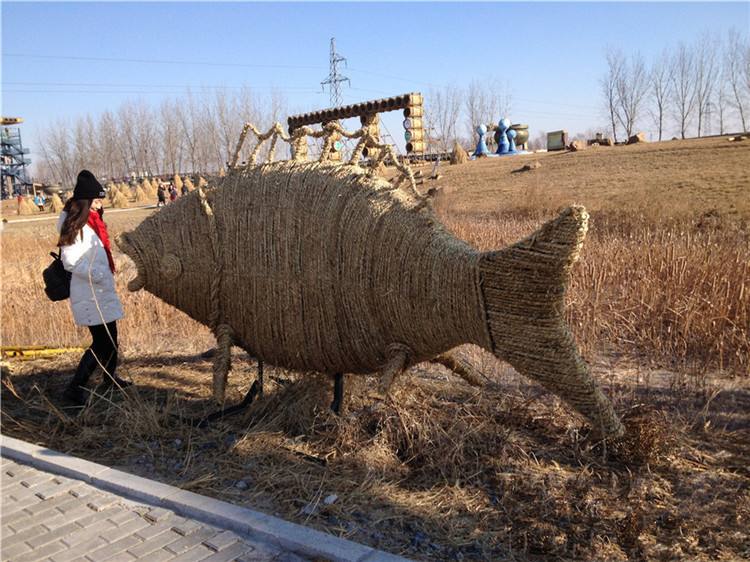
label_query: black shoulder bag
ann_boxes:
[43,251,72,301]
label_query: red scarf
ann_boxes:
[87,210,116,273]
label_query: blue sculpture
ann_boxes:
[473,124,491,157]
[507,128,518,154]
[495,118,518,155]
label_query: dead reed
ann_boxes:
[434,201,749,376]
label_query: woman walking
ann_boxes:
[57,170,131,405]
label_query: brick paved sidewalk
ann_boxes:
[0,458,304,562]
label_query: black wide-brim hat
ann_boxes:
[73,170,106,200]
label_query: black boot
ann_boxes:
[63,385,88,406]
[101,373,133,390]
[64,350,97,406]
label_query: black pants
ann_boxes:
[71,321,118,386]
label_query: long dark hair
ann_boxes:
[58,199,94,246]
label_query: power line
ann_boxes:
[4,89,322,96]
[2,52,325,70]
[5,52,596,112]
[3,81,318,91]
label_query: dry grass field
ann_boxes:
[2,136,749,561]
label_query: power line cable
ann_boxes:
[2,52,326,70]
[4,88,322,96]
[5,52,595,110]
[3,81,319,91]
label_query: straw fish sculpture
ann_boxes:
[117,161,624,439]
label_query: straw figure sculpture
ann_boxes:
[173,174,183,191]
[50,193,64,213]
[198,176,208,188]
[451,141,469,165]
[117,121,625,440]
[183,177,195,192]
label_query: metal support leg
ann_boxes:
[257,359,264,397]
[331,373,344,414]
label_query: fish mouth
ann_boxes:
[115,232,147,292]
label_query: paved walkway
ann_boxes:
[1,436,407,562]
[1,458,302,562]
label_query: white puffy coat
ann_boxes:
[57,212,124,326]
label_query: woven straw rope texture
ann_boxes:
[124,161,488,373]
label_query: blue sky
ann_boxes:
[2,1,748,166]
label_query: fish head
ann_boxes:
[116,192,215,324]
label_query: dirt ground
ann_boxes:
[429,135,750,220]
[2,136,749,561]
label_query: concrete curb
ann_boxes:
[1,434,410,562]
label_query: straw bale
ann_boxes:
[173,174,183,190]
[450,141,469,165]
[627,132,647,144]
[50,193,64,213]
[118,161,624,438]
[112,191,129,208]
[569,140,586,151]
[18,197,37,215]
[134,186,148,203]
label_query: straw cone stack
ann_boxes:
[50,193,64,213]
[112,191,129,208]
[18,197,37,215]
[450,141,469,165]
[135,185,148,203]
[184,177,195,192]
[173,174,183,190]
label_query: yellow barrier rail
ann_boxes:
[1,346,85,360]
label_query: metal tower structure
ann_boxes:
[320,38,350,108]
[1,117,31,198]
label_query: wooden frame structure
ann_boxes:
[287,92,425,156]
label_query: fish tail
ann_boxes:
[478,206,624,438]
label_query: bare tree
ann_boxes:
[725,29,748,132]
[40,119,76,187]
[425,85,462,152]
[649,50,673,141]
[528,130,547,151]
[601,49,625,143]
[160,99,183,175]
[615,53,649,139]
[670,42,698,139]
[694,34,719,137]
[464,78,512,141]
